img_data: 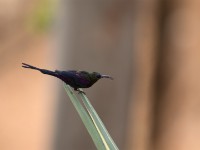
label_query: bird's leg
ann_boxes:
[74,88,86,94]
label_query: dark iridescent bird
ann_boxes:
[22,63,113,93]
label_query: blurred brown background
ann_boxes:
[0,0,200,150]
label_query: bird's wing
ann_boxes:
[73,71,91,87]
[57,70,91,88]
[57,70,76,79]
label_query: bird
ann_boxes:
[22,63,113,93]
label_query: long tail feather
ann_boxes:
[22,63,59,78]
[22,63,40,70]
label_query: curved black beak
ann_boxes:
[101,75,114,80]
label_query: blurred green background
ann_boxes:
[1,0,200,150]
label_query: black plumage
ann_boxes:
[22,63,113,93]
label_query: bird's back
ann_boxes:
[55,70,92,89]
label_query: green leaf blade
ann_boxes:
[63,83,107,150]
[79,89,119,150]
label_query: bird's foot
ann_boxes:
[78,91,86,95]
[75,89,86,95]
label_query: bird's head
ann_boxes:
[90,72,113,82]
